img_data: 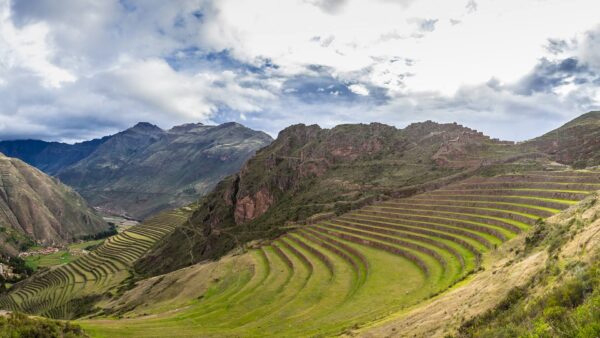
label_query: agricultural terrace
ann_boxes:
[80,170,600,337]
[0,209,190,319]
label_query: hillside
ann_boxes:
[528,111,600,168]
[7,168,590,336]
[1,122,273,219]
[1,116,600,336]
[359,186,600,337]
[0,208,191,319]
[0,153,108,256]
[136,121,538,275]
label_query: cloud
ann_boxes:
[1,0,600,143]
[408,18,438,33]
[513,58,594,95]
[348,84,370,96]
[304,0,347,14]
[465,0,477,13]
[0,2,75,87]
[545,38,571,55]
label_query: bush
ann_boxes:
[76,224,117,241]
[0,312,87,337]
[454,256,600,338]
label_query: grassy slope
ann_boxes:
[77,171,600,337]
[358,193,600,337]
[453,200,600,338]
[80,240,430,337]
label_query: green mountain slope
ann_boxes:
[135,121,539,275]
[0,154,108,256]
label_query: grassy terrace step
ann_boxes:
[413,194,579,207]
[352,210,511,241]
[366,205,536,229]
[0,209,190,318]
[341,214,496,248]
[326,219,479,266]
[494,173,600,183]
[380,200,556,217]
[427,188,591,200]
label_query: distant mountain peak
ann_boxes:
[168,122,209,133]
[218,121,244,128]
[128,122,163,133]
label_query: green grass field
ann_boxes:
[2,170,600,337]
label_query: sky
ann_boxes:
[1,0,600,142]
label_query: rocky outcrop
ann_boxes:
[234,187,274,224]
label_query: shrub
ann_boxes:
[0,312,87,337]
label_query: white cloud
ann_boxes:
[204,0,600,95]
[348,84,369,96]
[0,1,75,87]
[1,0,600,142]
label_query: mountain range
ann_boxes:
[2,112,600,337]
[0,122,273,219]
[136,120,531,274]
[137,112,600,275]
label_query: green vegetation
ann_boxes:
[75,225,117,242]
[2,170,599,337]
[0,257,33,286]
[454,217,600,338]
[0,312,86,337]
[0,209,191,319]
[72,170,600,337]
[0,226,35,253]
[24,240,106,271]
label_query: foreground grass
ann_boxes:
[454,226,600,337]
[0,312,86,338]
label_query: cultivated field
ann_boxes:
[76,170,600,337]
[0,209,190,319]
